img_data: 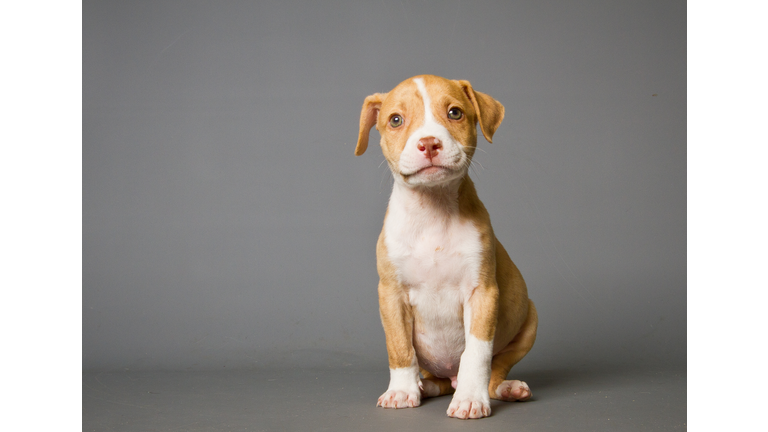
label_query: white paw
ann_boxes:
[494,380,532,401]
[377,389,421,409]
[446,395,491,419]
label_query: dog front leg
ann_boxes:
[447,283,499,419]
[376,281,421,409]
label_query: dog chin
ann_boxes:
[401,165,464,187]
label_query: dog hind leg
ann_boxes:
[419,369,455,398]
[488,300,538,401]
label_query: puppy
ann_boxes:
[355,75,537,419]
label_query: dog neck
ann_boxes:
[389,175,474,220]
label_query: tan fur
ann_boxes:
[456,80,505,144]
[488,301,538,399]
[356,93,386,156]
[376,231,417,369]
[357,75,536,407]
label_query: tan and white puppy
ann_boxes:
[355,75,538,420]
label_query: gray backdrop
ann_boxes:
[83,0,686,372]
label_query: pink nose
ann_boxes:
[417,136,442,160]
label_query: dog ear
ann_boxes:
[456,80,504,143]
[355,93,387,156]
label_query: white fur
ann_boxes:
[378,356,421,408]
[446,304,493,417]
[450,332,493,404]
[386,363,420,393]
[397,78,468,185]
[456,334,493,394]
[384,179,484,382]
[446,334,493,418]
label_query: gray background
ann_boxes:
[83,0,686,374]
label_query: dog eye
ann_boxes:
[389,114,404,128]
[447,107,463,120]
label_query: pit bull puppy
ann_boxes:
[355,75,537,419]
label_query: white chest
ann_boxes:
[382,183,484,377]
[383,184,483,293]
[384,217,482,292]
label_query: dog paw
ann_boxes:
[377,389,421,409]
[446,395,491,419]
[494,380,532,401]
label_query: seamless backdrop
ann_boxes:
[83,0,686,373]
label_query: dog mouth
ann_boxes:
[414,166,445,175]
[401,165,450,178]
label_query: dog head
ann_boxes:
[355,75,504,187]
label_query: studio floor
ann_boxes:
[83,365,686,431]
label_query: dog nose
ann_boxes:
[417,136,442,160]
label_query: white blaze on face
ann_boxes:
[397,78,468,183]
[415,78,437,126]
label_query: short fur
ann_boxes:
[356,75,538,419]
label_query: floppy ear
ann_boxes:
[456,80,504,143]
[355,92,387,156]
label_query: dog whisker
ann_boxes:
[467,158,482,178]
[379,169,389,193]
[469,163,480,178]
